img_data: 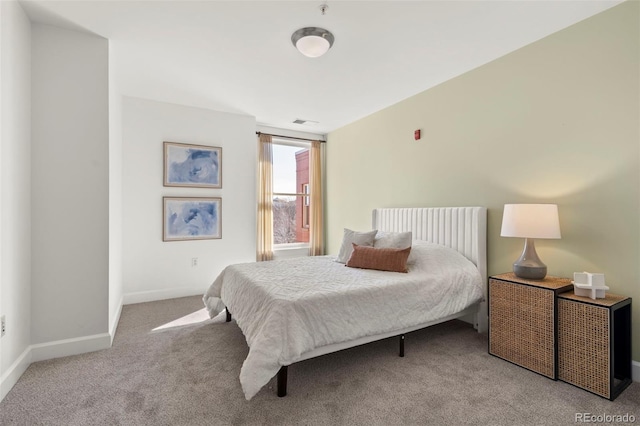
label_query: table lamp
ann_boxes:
[500,204,561,280]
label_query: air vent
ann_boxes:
[292,119,319,125]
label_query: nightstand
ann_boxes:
[489,273,573,379]
[557,292,632,400]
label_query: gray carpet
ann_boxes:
[1,296,638,425]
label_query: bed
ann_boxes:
[203,206,487,400]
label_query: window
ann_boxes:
[257,133,324,260]
[272,140,310,246]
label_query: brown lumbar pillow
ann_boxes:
[346,243,411,273]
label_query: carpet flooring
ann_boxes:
[1,295,638,425]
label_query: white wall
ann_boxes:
[108,41,123,339]
[31,24,110,344]
[122,97,256,303]
[0,0,31,400]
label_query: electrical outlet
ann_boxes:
[191,258,198,267]
[1,315,5,337]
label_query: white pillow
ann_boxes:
[374,231,412,250]
[336,228,378,263]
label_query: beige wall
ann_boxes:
[326,2,640,359]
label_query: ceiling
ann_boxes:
[22,0,622,134]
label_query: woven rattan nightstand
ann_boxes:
[489,273,573,379]
[557,292,632,400]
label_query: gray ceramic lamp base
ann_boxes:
[513,238,547,280]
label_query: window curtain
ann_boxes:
[257,134,274,261]
[309,140,325,256]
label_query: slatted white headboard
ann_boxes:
[372,207,488,332]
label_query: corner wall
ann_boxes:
[31,24,110,346]
[122,97,256,303]
[0,0,32,400]
[326,2,640,360]
[108,41,123,340]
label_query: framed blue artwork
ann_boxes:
[164,141,222,188]
[163,197,222,241]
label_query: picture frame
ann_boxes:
[164,141,222,188]
[163,197,222,241]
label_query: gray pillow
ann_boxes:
[374,231,412,249]
[336,228,378,263]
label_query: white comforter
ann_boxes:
[203,241,483,400]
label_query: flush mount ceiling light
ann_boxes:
[291,4,334,58]
[291,27,334,58]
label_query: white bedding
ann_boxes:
[203,241,483,400]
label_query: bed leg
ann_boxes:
[399,334,405,357]
[277,366,288,397]
[225,308,231,323]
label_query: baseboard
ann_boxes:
[1,332,112,402]
[633,360,640,382]
[109,296,123,345]
[0,346,32,402]
[30,333,112,363]
[123,287,204,305]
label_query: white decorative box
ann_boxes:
[572,272,608,300]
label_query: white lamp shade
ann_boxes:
[296,35,330,58]
[500,204,561,239]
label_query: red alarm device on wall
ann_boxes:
[414,129,421,140]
